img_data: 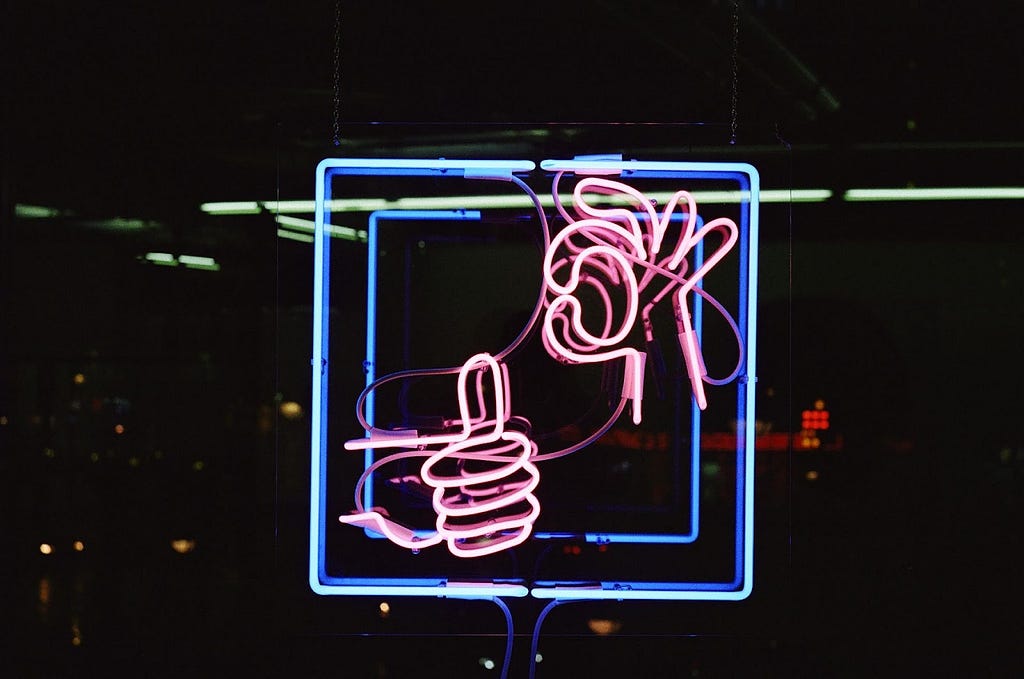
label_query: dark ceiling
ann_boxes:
[5,1,1023,228]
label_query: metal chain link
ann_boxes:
[729,0,740,145]
[332,0,342,146]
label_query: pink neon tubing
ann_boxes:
[544,177,739,415]
[339,353,542,558]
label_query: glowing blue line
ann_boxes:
[318,158,535,172]
[691,227,704,541]
[742,167,760,599]
[540,159,761,176]
[529,585,750,601]
[310,160,331,592]
[311,582,530,598]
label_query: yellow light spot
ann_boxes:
[73,373,86,385]
[73,540,85,552]
[171,539,196,554]
[89,452,100,463]
[814,399,826,410]
[587,618,623,635]
[805,470,819,481]
[114,424,125,434]
[128,456,140,468]
[279,401,304,420]
[44,448,55,458]
[192,460,205,471]
[40,543,54,555]
[379,602,391,615]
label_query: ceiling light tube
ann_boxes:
[15,204,62,218]
[844,187,1024,201]
[211,189,832,217]
[199,201,262,215]
[178,254,220,271]
[275,215,366,242]
[277,228,315,243]
[143,252,177,266]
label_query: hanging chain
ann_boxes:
[729,0,740,145]
[332,0,342,146]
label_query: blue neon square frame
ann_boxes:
[310,158,758,600]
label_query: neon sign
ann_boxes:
[310,157,759,601]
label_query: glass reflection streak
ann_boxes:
[341,353,541,557]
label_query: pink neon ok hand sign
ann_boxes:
[542,177,738,416]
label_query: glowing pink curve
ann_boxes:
[572,178,699,265]
[343,353,508,451]
[546,178,740,414]
[340,353,542,558]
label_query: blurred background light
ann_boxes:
[587,618,623,635]
[171,539,196,554]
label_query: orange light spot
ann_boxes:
[171,539,196,554]
[587,619,623,636]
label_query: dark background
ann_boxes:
[3,1,1022,676]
